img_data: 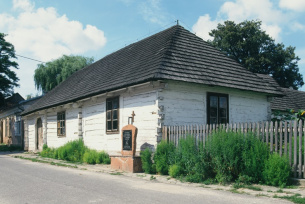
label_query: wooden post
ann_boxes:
[275,121,278,153]
[289,121,292,166]
[270,121,273,152]
[266,121,269,147]
[262,122,265,142]
[279,122,283,156]
[284,121,288,156]
[299,120,302,178]
[294,120,297,178]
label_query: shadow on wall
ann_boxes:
[140,142,155,152]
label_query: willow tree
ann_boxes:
[0,33,19,105]
[208,20,304,89]
[34,55,94,93]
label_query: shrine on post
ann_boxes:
[110,111,142,173]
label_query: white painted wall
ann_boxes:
[25,86,159,155]
[24,80,270,153]
[159,81,270,126]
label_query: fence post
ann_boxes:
[279,122,283,156]
[270,121,273,152]
[294,120,297,178]
[299,120,302,178]
[284,121,288,156]
[266,121,269,147]
[303,121,305,179]
[289,121,293,166]
[262,122,265,142]
[275,121,278,153]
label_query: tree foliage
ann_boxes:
[0,33,19,105]
[208,20,304,89]
[34,55,94,93]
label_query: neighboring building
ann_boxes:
[271,88,305,113]
[21,25,282,154]
[0,94,41,147]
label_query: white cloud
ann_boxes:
[13,0,34,12]
[192,14,221,41]
[139,0,171,26]
[0,0,107,61]
[192,0,290,42]
[279,0,305,12]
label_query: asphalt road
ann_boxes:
[0,153,291,204]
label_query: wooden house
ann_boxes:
[21,25,282,154]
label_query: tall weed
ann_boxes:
[154,141,175,175]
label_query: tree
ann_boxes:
[34,55,94,93]
[0,33,19,105]
[208,20,304,89]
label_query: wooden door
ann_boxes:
[36,118,43,150]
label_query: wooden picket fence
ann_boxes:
[162,120,305,179]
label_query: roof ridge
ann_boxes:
[153,25,184,79]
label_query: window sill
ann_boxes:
[106,131,120,135]
[57,135,66,138]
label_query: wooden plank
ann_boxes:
[302,121,305,178]
[289,121,293,166]
[168,126,171,143]
[266,121,269,146]
[184,125,187,139]
[275,121,278,153]
[294,120,298,178]
[256,122,260,139]
[262,122,265,142]
[284,121,288,156]
[270,121,274,152]
[299,120,302,178]
[279,122,283,156]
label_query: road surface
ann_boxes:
[0,153,291,204]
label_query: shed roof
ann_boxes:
[22,25,282,116]
[271,88,305,111]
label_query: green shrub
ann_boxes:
[173,136,211,182]
[40,140,110,165]
[205,130,269,183]
[169,164,181,178]
[57,139,87,162]
[154,141,175,175]
[40,144,57,158]
[83,150,99,164]
[140,148,156,174]
[263,153,291,187]
[241,134,269,183]
[83,150,111,164]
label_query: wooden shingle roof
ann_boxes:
[22,25,282,115]
[271,88,305,111]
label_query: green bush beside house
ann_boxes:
[141,130,292,187]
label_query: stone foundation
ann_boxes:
[111,156,142,173]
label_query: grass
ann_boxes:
[233,183,262,191]
[0,144,23,152]
[150,175,156,180]
[274,193,305,204]
[110,172,123,175]
[14,155,78,168]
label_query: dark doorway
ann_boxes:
[36,118,43,150]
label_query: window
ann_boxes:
[14,116,21,136]
[57,111,66,136]
[106,97,119,133]
[207,93,229,125]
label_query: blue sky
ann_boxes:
[1,0,305,98]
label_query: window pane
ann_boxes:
[113,110,118,120]
[107,121,112,130]
[219,108,227,118]
[210,96,218,107]
[210,107,218,118]
[107,101,112,110]
[220,118,227,124]
[107,111,111,120]
[113,98,118,109]
[113,120,118,130]
[219,97,227,108]
[210,118,217,125]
